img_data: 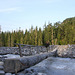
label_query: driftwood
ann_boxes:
[4,50,57,73]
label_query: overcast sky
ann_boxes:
[0,0,75,32]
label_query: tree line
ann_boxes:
[0,17,75,47]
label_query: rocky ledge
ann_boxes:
[57,45,75,58]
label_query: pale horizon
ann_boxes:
[0,0,75,32]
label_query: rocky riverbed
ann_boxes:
[0,45,75,58]
[57,45,75,58]
[2,56,75,75]
[0,45,56,55]
[18,57,75,75]
[0,45,75,75]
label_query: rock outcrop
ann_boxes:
[57,45,75,58]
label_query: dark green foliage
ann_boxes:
[38,28,42,46]
[0,17,75,47]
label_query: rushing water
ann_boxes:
[25,57,75,75]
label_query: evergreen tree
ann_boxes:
[0,17,75,46]
[1,32,5,46]
[29,26,35,45]
[7,32,11,47]
[10,31,14,47]
[0,25,2,47]
[34,26,38,45]
[38,28,42,46]
[24,29,28,44]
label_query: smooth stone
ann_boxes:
[0,70,5,75]
[0,66,4,70]
[0,62,4,66]
[5,73,12,75]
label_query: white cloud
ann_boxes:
[0,7,19,13]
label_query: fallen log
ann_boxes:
[4,50,57,73]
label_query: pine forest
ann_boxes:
[0,17,75,47]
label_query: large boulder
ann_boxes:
[57,45,75,58]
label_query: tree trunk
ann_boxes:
[4,50,57,73]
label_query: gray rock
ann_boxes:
[0,66,4,70]
[17,72,25,75]
[24,57,75,75]
[57,45,75,58]
[0,70,5,75]
[5,73,12,75]
[37,73,47,75]
[12,74,15,75]
[0,45,55,55]
[4,51,56,73]
[0,62,4,66]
